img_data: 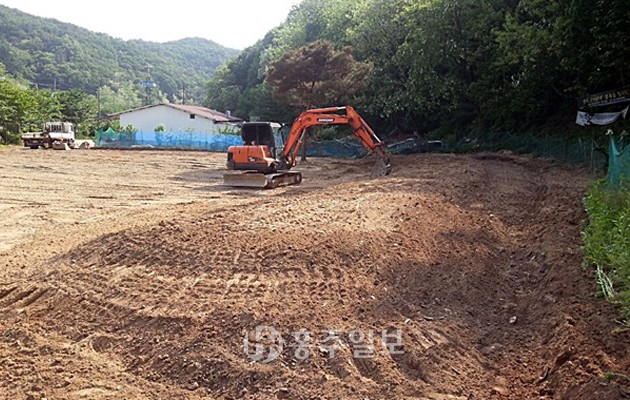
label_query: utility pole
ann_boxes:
[145,64,152,106]
[96,87,101,128]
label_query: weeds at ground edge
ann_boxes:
[583,179,630,322]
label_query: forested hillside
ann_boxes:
[0,5,238,103]
[205,0,630,135]
[2,0,628,141]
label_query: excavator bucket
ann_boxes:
[223,171,302,189]
[370,157,392,178]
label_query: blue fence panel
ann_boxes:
[96,130,366,158]
[96,130,244,152]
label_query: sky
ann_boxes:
[0,0,302,49]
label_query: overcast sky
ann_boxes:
[0,0,302,49]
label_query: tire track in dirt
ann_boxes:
[0,150,628,399]
[30,180,502,398]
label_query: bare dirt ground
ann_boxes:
[0,147,628,400]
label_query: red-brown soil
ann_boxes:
[0,147,628,399]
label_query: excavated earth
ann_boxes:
[0,147,628,400]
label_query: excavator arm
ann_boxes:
[277,106,390,174]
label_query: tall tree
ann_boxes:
[0,63,58,134]
[266,40,371,160]
[98,83,142,116]
[265,40,371,108]
[57,89,97,135]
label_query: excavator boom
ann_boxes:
[278,106,390,174]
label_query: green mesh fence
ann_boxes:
[447,132,608,170]
[609,136,630,186]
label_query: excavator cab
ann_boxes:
[240,122,277,156]
[225,122,302,188]
[226,122,279,173]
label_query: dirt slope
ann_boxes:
[0,148,628,400]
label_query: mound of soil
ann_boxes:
[0,150,628,399]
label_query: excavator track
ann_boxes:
[223,171,302,189]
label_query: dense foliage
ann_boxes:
[203,32,294,122]
[0,5,238,104]
[265,40,371,108]
[583,180,630,323]
[0,63,107,140]
[205,0,630,135]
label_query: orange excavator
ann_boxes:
[224,106,391,188]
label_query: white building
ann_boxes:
[111,103,241,133]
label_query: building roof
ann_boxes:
[109,103,242,123]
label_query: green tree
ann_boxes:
[261,0,366,66]
[0,74,22,142]
[0,79,35,131]
[57,89,97,135]
[491,0,630,130]
[204,33,280,119]
[29,88,62,126]
[350,0,415,128]
[204,65,242,113]
[98,82,141,116]
[236,84,295,122]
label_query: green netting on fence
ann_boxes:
[609,136,630,186]
[447,132,608,169]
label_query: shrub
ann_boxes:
[583,179,630,322]
[0,130,22,145]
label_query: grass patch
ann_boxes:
[582,179,630,323]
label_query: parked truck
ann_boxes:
[21,122,75,149]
